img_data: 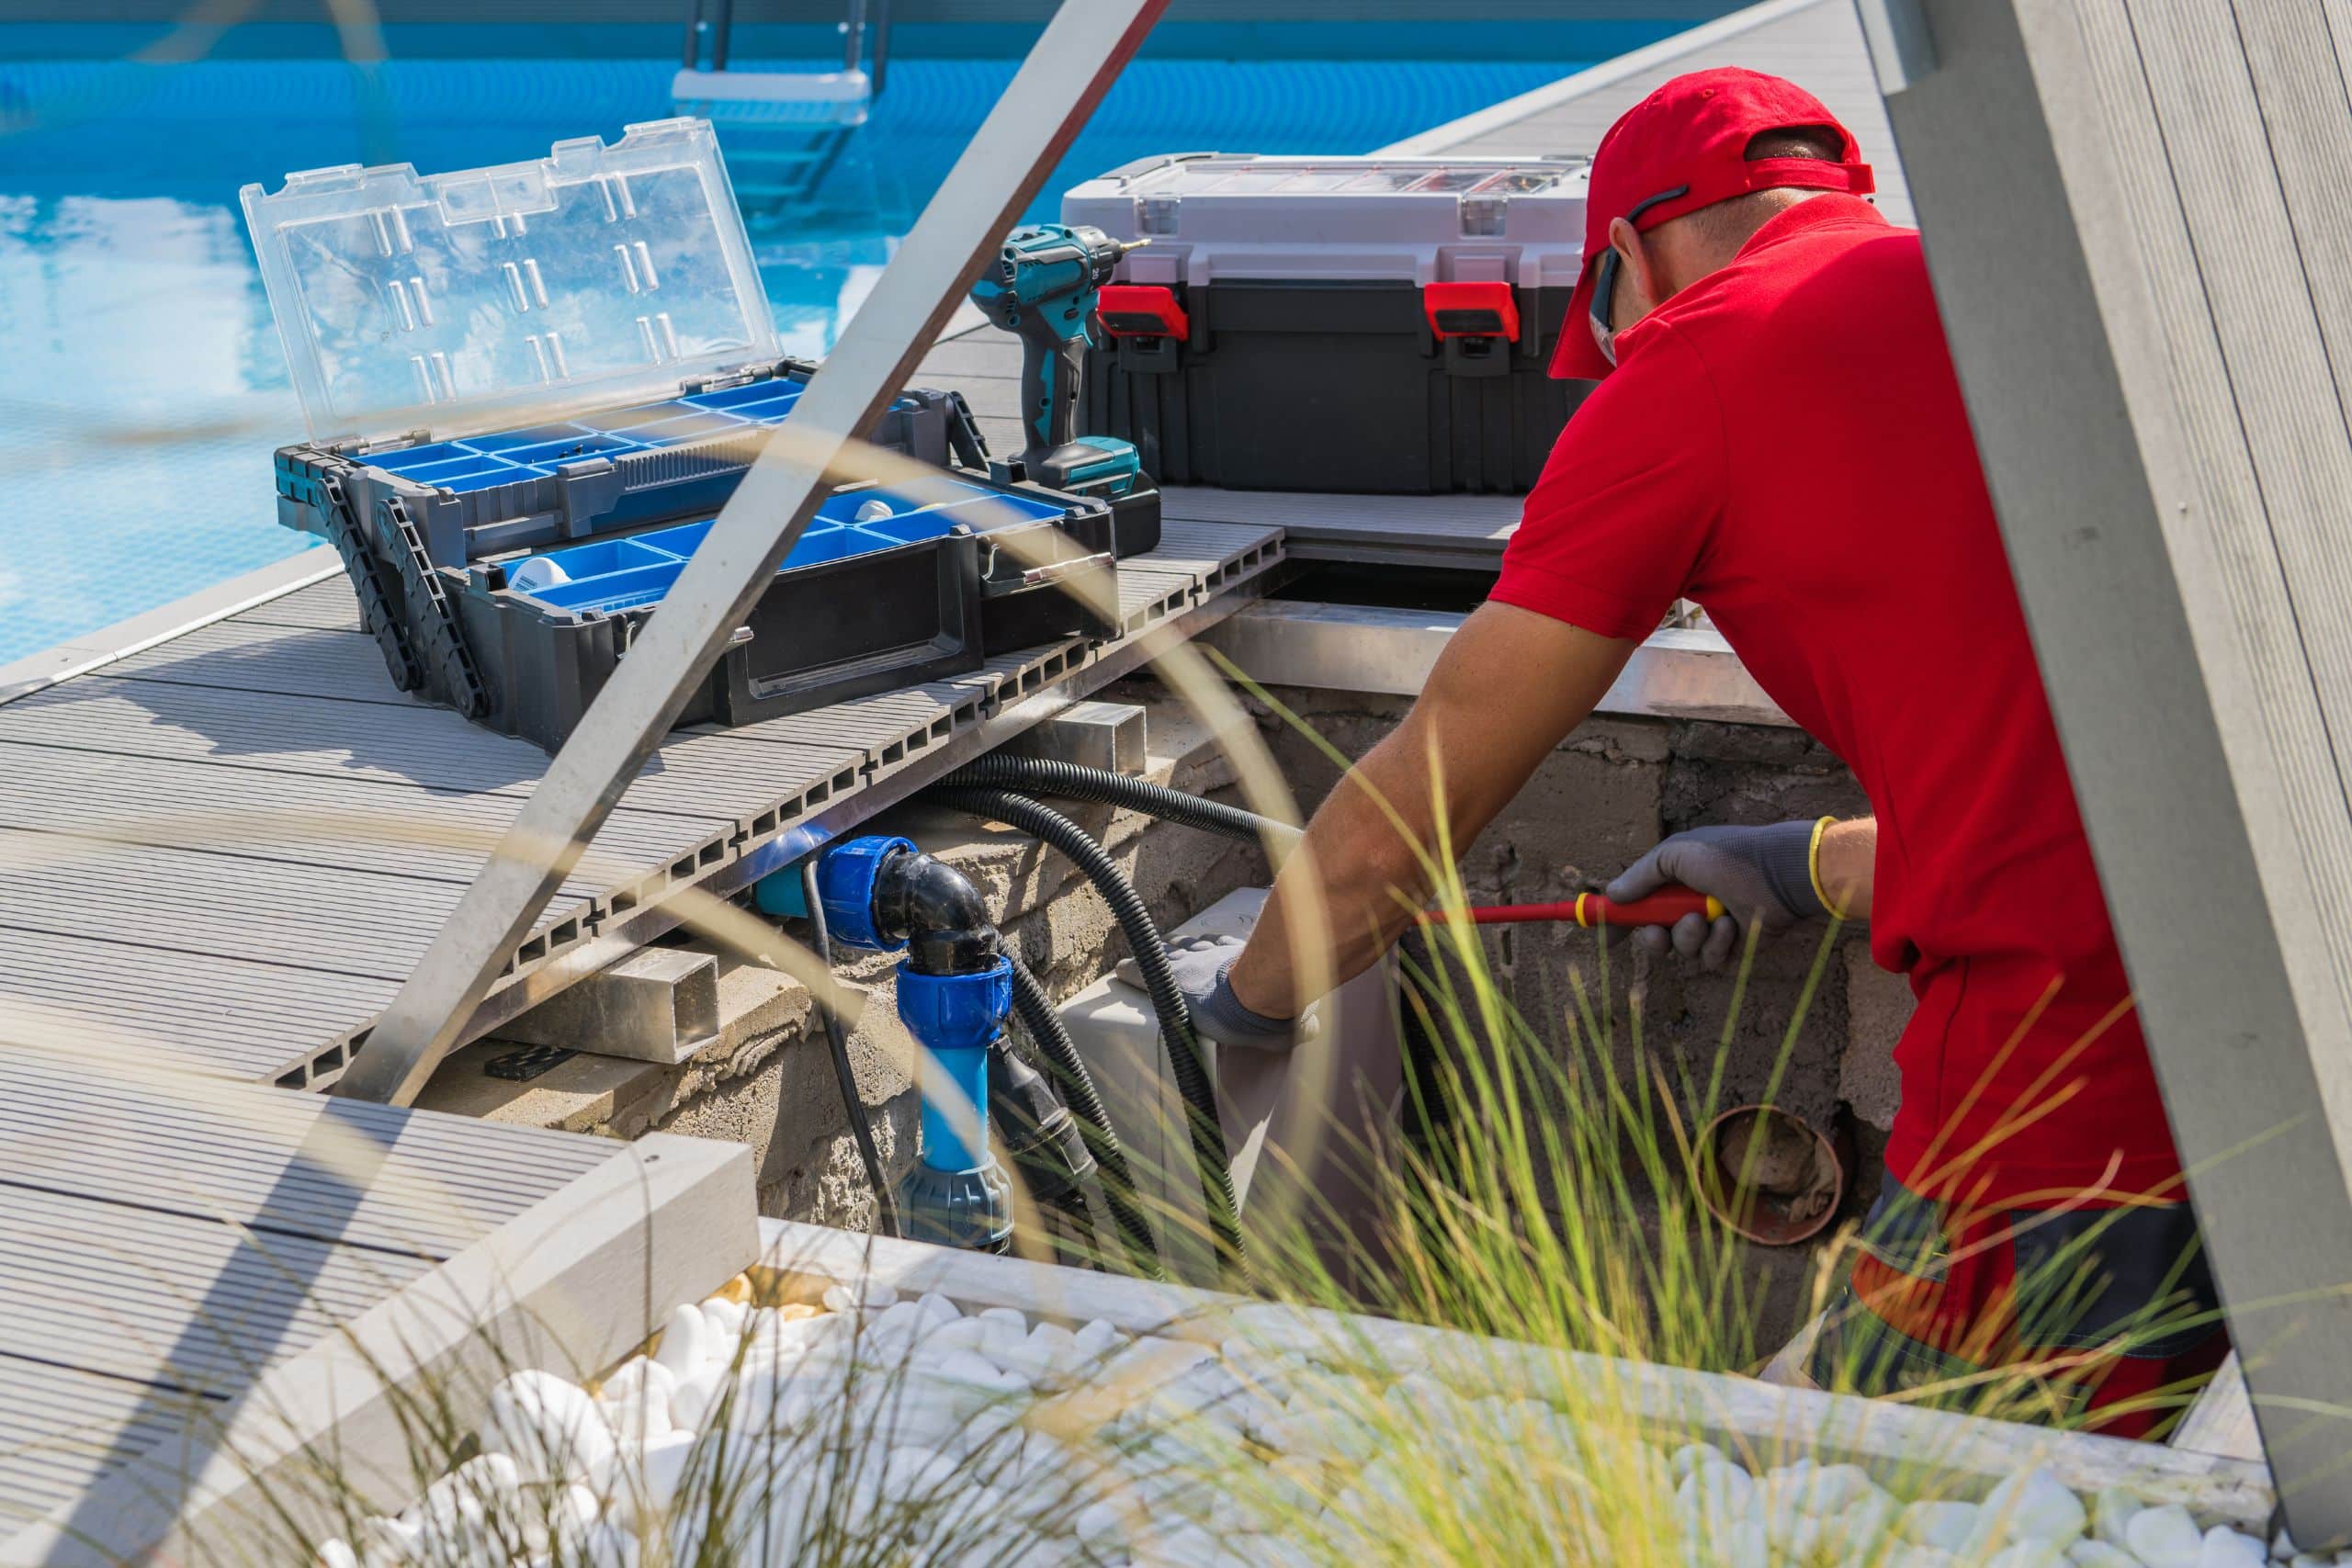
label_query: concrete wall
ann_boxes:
[427,675,1908,1348]
[1247,684,1913,1346]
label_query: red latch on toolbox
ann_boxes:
[1098,285,1190,340]
[1422,280,1521,341]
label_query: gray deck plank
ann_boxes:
[0,1183,428,1397]
[107,621,430,706]
[0,678,844,825]
[0,1055,680,1529]
[1161,486,1519,550]
[1400,0,1913,229]
[0,829,592,984]
[0,743,729,892]
[230,578,360,631]
[915,335,1023,380]
[0,930,400,1081]
[0,1043,606,1253]
[0,1364,208,1531]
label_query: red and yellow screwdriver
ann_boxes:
[1426,886,1724,930]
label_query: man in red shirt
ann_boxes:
[1174,68,2225,1428]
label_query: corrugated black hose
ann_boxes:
[924,784,1247,1278]
[804,858,901,1239]
[1005,952,1163,1279]
[941,754,1299,852]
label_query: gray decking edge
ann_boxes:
[0,551,341,710]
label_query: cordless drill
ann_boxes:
[967,223,1146,497]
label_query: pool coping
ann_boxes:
[0,547,340,709]
[1372,0,1817,155]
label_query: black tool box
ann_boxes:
[244,119,1135,751]
[1063,152,1591,495]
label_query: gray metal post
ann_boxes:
[1867,0,2352,1541]
[336,0,1169,1108]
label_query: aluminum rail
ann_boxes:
[338,0,1171,1106]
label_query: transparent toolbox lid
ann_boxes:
[243,118,778,446]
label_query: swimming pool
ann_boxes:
[0,48,1609,668]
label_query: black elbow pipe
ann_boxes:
[942,755,1299,852]
[869,846,999,976]
[926,784,1247,1280]
[1007,953,1160,1279]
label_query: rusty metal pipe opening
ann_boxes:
[1697,1104,1853,1247]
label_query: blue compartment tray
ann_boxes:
[503,479,1069,615]
[360,378,810,497]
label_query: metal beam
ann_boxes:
[336,0,1170,1107]
[1873,0,2352,1541]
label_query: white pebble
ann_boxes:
[1668,1441,1731,1480]
[823,1279,898,1314]
[1073,1317,1126,1359]
[1903,1501,1983,1552]
[2094,1487,2145,1548]
[668,1361,727,1435]
[2128,1504,2209,1568]
[1989,1468,2089,1545]
[316,1542,359,1568]
[600,1359,677,1445]
[653,1302,718,1380]
[356,1514,421,1564]
[2203,1527,2273,1568]
[2073,1543,2144,1568]
[632,1428,702,1515]
[701,1293,750,1340]
[483,1370,615,1484]
[574,1517,642,1568]
[1987,1544,2072,1568]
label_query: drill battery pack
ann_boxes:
[245,119,1134,752]
[1063,152,1593,495]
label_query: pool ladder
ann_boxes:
[673,0,892,208]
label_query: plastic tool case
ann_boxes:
[245,118,1123,751]
[1063,152,1590,494]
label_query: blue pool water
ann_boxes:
[0,49,1610,667]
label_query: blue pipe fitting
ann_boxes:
[897,959,1012,1172]
[753,835,915,950]
[897,957,1015,1250]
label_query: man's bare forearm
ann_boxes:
[1819,815,1876,919]
[1227,722,1445,1018]
[1222,604,1640,1021]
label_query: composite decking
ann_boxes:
[0,326,1284,1090]
[0,1044,744,1555]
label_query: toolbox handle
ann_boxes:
[981,549,1115,595]
[1422,280,1521,343]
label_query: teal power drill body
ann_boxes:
[968,223,1145,497]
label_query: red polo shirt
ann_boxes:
[1494,195,2178,1209]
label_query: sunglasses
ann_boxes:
[1587,185,1690,367]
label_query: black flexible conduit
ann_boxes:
[804,858,900,1239]
[1005,952,1162,1279]
[926,785,1248,1277]
[942,754,1299,852]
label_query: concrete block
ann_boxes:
[1838,942,1913,1134]
[1004,698,1148,773]
[493,946,719,1065]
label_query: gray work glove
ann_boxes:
[1606,819,1830,972]
[1166,932,1318,1050]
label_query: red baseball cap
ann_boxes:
[1551,67,1874,380]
